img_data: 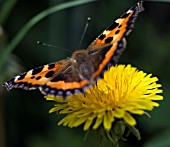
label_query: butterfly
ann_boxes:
[2,1,144,98]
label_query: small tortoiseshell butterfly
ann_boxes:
[3,1,144,98]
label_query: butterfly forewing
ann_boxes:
[87,1,144,79]
[3,60,69,91]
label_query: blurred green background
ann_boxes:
[0,0,170,147]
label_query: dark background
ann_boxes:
[1,0,170,147]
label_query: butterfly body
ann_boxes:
[3,1,144,98]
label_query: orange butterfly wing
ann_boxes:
[3,1,144,98]
[38,1,144,97]
[88,1,144,48]
[87,1,144,79]
[3,60,69,91]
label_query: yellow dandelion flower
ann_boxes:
[45,64,163,132]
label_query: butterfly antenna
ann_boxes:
[78,17,91,48]
[37,41,72,53]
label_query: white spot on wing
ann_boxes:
[116,19,124,24]
[103,30,111,36]
[127,9,132,14]
[14,76,20,81]
[27,70,33,77]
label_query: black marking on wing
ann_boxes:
[18,72,27,80]
[36,76,41,80]
[105,37,113,44]
[32,66,43,75]
[106,22,119,31]
[48,63,55,70]
[45,71,55,78]
[98,34,106,40]
[115,30,120,34]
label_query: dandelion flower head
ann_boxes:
[46,65,163,131]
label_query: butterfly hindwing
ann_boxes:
[39,57,89,97]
